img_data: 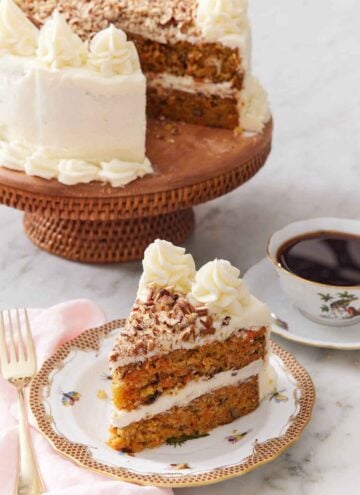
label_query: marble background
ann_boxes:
[0,0,360,493]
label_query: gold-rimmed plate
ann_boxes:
[29,319,315,488]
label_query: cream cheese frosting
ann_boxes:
[196,0,249,42]
[0,138,152,186]
[25,153,59,180]
[88,24,140,76]
[0,2,151,187]
[0,0,38,56]
[0,140,28,171]
[57,159,99,186]
[189,259,251,317]
[99,158,152,187]
[137,240,196,301]
[239,75,271,133]
[258,360,277,399]
[37,10,87,69]
[147,73,235,97]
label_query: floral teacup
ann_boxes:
[267,218,360,327]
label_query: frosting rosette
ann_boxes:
[0,0,38,56]
[137,240,196,300]
[57,159,99,185]
[99,158,152,187]
[0,140,29,171]
[37,10,87,69]
[189,259,250,316]
[88,24,140,76]
[196,0,249,40]
[25,153,59,180]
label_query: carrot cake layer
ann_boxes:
[112,327,266,410]
[109,376,259,453]
[128,36,244,87]
[147,85,239,129]
[108,240,276,452]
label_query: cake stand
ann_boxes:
[0,118,272,263]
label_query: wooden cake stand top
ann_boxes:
[0,118,272,262]
[0,119,272,221]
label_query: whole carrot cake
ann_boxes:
[20,0,270,132]
[108,240,275,453]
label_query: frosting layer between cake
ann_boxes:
[111,359,263,428]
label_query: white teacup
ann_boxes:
[267,218,360,327]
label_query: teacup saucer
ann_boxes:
[244,258,360,350]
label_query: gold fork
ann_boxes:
[0,309,45,495]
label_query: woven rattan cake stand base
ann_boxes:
[0,118,272,263]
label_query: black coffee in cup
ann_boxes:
[277,231,360,287]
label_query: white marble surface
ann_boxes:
[0,0,360,493]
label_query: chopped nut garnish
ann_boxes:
[109,287,221,366]
[195,306,208,316]
[19,0,199,43]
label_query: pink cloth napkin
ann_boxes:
[0,299,172,495]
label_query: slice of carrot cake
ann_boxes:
[109,239,275,453]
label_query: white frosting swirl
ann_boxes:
[0,141,152,186]
[137,240,196,300]
[25,152,58,179]
[0,140,28,171]
[0,0,38,56]
[99,158,152,187]
[189,259,251,316]
[196,0,249,41]
[37,10,87,69]
[58,159,99,185]
[88,24,140,76]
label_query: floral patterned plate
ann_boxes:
[245,258,360,350]
[29,320,315,488]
